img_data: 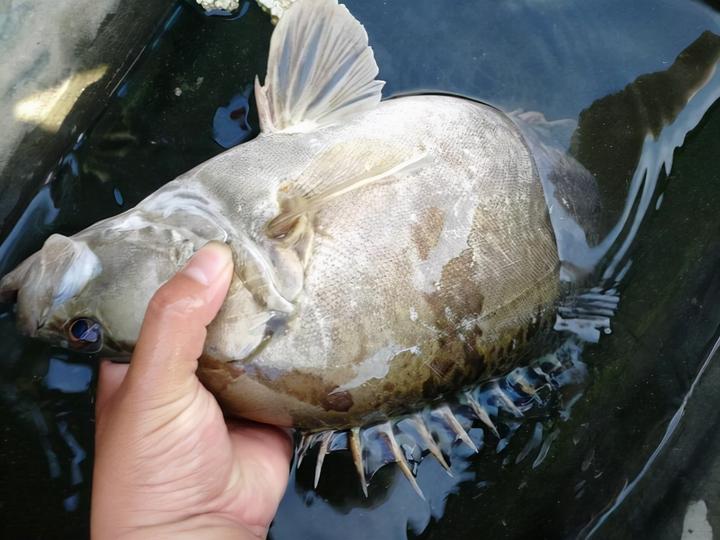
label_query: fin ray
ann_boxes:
[410,414,452,474]
[464,391,500,438]
[349,427,368,496]
[313,431,332,488]
[267,140,429,238]
[433,404,478,453]
[377,422,425,499]
[257,0,384,133]
[298,338,588,498]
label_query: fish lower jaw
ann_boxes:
[295,338,587,498]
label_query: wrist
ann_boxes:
[93,514,266,540]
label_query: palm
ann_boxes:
[143,380,290,527]
[95,363,291,536]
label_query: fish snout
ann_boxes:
[0,256,46,337]
[15,310,44,338]
[0,260,28,304]
[2,234,103,335]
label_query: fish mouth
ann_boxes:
[0,272,21,304]
[0,249,40,305]
[2,298,41,339]
[0,255,41,336]
[96,346,132,360]
[0,289,18,305]
[94,335,134,359]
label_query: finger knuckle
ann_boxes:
[147,284,187,319]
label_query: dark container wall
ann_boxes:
[0,0,176,238]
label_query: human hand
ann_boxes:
[91,242,292,539]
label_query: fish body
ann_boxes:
[195,94,559,429]
[1,0,563,478]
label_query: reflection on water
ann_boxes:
[1,0,720,538]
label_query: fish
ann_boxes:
[0,0,607,495]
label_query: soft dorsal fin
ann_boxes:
[255,0,384,134]
[267,140,428,239]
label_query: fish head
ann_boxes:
[0,229,195,356]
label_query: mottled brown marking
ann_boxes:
[425,248,485,326]
[412,207,446,261]
[249,367,359,414]
[417,337,480,400]
[198,354,246,394]
[428,356,453,379]
[324,389,354,412]
[201,304,559,431]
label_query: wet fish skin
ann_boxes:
[193,94,560,429]
[0,0,559,431]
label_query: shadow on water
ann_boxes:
[1,1,720,538]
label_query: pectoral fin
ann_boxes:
[255,0,384,134]
[266,141,428,240]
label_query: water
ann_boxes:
[1,0,719,538]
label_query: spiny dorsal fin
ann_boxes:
[267,141,428,239]
[255,0,384,134]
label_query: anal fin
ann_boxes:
[298,338,587,499]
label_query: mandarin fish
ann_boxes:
[1,0,619,496]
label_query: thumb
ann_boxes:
[125,241,233,405]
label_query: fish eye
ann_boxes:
[68,317,102,344]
